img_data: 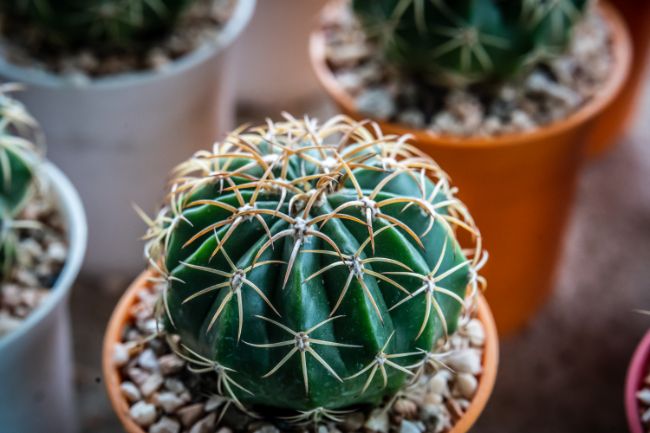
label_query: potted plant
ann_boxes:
[103,115,498,433]
[587,0,650,156]
[0,87,86,432]
[0,0,255,274]
[310,0,631,334]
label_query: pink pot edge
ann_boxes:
[626,330,650,432]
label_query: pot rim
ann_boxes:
[103,270,499,433]
[625,330,650,433]
[0,162,87,351]
[309,1,632,149]
[0,0,256,90]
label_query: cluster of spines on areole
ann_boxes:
[142,114,487,420]
[355,0,586,84]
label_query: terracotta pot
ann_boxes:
[586,0,650,157]
[103,271,499,433]
[626,330,650,433]
[310,2,631,335]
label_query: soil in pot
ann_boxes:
[0,0,237,78]
[0,183,68,338]
[105,273,497,433]
[319,1,614,137]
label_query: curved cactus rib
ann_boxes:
[387,238,469,340]
[179,253,284,340]
[244,315,361,395]
[303,224,412,319]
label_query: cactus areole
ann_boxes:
[145,116,485,416]
[352,0,588,86]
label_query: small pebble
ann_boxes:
[204,394,226,412]
[445,349,482,375]
[400,420,424,433]
[356,88,395,120]
[130,401,157,427]
[637,389,650,405]
[138,348,160,372]
[119,382,141,403]
[455,373,478,399]
[156,392,185,413]
[159,353,186,375]
[364,409,389,433]
[177,403,204,427]
[140,373,164,397]
[189,412,216,433]
[150,416,180,433]
[113,343,130,367]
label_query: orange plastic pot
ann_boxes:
[103,271,499,433]
[310,2,631,335]
[586,0,650,157]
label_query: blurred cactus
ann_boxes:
[352,0,589,86]
[0,0,195,52]
[144,115,485,414]
[0,86,42,278]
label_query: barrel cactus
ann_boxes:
[351,0,589,86]
[144,115,485,417]
[0,0,195,52]
[0,87,42,277]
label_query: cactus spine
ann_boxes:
[0,86,42,278]
[352,0,589,86]
[145,115,485,415]
[1,0,195,52]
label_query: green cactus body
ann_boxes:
[0,88,41,278]
[147,117,483,414]
[1,0,194,51]
[352,0,588,86]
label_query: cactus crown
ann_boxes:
[1,0,195,52]
[352,0,589,86]
[145,115,486,416]
[0,86,43,278]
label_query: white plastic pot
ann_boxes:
[0,0,256,275]
[0,163,87,433]
[236,0,328,112]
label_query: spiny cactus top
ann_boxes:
[145,115,486,415]
[0,87,43,278]
[352,0,588,86]
[0,0,195,52]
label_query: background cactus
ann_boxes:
[145,115,485,415]
[0,87,42,278]
[0,0,195,52]
[351,0,589,86]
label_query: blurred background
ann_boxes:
[0,0,648,432]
